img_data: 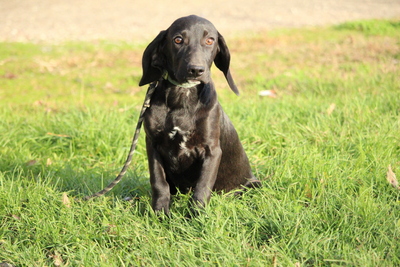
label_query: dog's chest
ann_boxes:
[143,85,217,171]
[145,102,205,168]
[159,110,198,153]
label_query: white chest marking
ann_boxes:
[169,126,184,140]
[168,126,191,155]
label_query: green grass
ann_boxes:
[1,19,399,266]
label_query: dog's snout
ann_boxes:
[187,65,205,78]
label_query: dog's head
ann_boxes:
[139,15,239,95]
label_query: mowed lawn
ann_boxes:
[0,20,399,266]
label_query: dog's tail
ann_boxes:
[84,82,157,200]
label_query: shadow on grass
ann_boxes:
[1,160,151,199]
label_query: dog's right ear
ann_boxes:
[139,30,167,86]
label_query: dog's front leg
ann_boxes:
[191,145,222,211]
[146,140,171,214]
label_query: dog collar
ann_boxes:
[162,71,201,88]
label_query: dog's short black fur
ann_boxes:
[139,15,260,214]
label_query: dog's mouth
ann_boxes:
[187,78,203,84]
[184,74,208,85]
[164,72,202,88]
[181,79,202,87]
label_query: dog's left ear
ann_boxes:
[139,30,167,86]
[214,32,239,95]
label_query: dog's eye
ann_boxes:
[174,37,183,44]
[205,38,215,45]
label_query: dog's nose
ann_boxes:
[187,65,205,77]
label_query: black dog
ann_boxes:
[139,15,260,214]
